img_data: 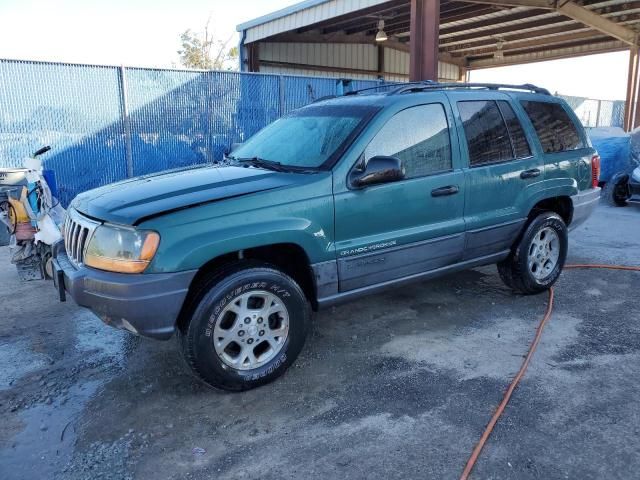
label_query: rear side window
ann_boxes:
[365,103,452,179]
[497,101,531,159]
[520,101,585,153]
[458,100,513,166]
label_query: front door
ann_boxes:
[333,100,466,292]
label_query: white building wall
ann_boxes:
[259,42,461,82]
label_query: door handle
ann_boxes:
[431,185,459,197]
[520,168,541,179]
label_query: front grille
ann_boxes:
[63,209,99,267]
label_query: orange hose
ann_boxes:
[565,264,640,272]
[460,263,640,480]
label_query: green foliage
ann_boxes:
[178,19,238,71]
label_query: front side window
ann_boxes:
[364,104,452,179]
[520,101,585,153]
[458,100,513,166]
[230,105,376,169]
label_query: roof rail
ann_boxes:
[343,81,422,96]
[387,82,551,96]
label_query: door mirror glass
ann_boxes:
[351,156,405,188]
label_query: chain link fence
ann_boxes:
[0,59,627,205]
[0,59,379,205]
[559,94,626,129]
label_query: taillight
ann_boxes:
[591,154,600,188]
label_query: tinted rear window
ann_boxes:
[458,100,513,166]
[520,101,585,153]
[497,101,531,159]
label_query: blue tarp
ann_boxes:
[588,127,630,183]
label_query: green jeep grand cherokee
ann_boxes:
[52,83,601,391]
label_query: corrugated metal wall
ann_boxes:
[260,65,385,80]
[261,42,378,72]
[382,48,461,82]
[259,42,461,82]
[244,0,390,43]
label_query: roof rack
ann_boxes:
[343,81,417,96]
[387,82,551,96]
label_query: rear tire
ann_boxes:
[603,174,630,207]
[178,263,311,391]
[497,212,568,295]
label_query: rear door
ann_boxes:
[518,98,592,191]
[449,93,542,260]
[333,98,466,292]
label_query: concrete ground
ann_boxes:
[0,202,639,480]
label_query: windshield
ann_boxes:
[230,105,377,170]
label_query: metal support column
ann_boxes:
[409,0,440,82]
[624,47,639,131]
[458,66,467,83]
[118,65,134,178]
[247,43,260,72]
[278,75,285,117]
[377,45,385,80]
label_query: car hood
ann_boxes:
[72,165,305,225]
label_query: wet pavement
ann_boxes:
[1,202,639,480]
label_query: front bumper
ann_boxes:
[570,187,601,231]
[52,242,196,340]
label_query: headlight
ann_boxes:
[84,225,160,274]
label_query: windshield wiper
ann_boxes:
[233,156,317,174]
[233,157,290,172]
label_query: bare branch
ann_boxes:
[177,14,239,70]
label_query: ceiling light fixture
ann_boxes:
[375,19,388,42]
[494,39,505,60]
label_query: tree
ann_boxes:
[178,17,238,71]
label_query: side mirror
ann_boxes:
[351,156,405,188]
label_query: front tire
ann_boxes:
[497,212,568,295]
[179,264,311,391]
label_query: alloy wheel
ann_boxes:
[213,290,289,370]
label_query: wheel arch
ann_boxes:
[528,195,574,226]
[176,242,318,332]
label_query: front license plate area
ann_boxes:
[53,261,67,302]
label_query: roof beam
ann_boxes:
[440,14,571,45]
[440,7,549,35]
[460,0,637,45]
[295,0,409,34]
[557,1,637,45]
[443,13,640,55]
[442,23,588,53]
[458,0,551,7]
[457,30,607,57]
[467,38,627,68]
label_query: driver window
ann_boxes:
[364,104,452,179]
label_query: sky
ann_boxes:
[0,0,631,101]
